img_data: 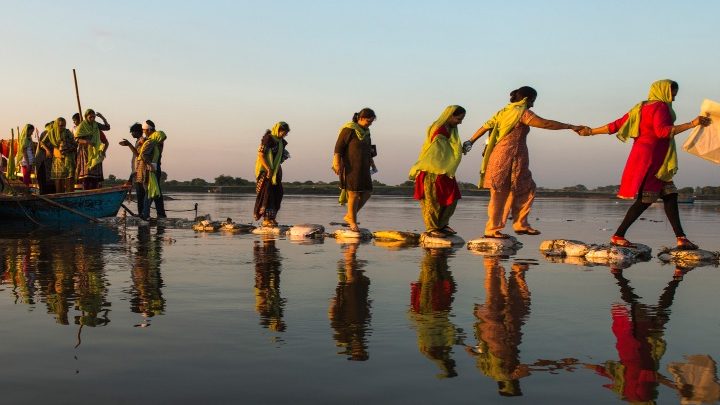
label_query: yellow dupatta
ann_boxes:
[74,109,105,170]
[616,79,678,182]
[145,130,167,199]
[254,122,287,185]
[15,124,33,166]
[478,99,528,187]
[408,105,463,180]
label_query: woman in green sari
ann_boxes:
[42,117,77,193]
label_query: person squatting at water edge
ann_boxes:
[464,86,586,238]
[15,124,35,186]
[134,120,167,221]
[119,122,146,215]
[74,109,110,190]
[254,122,290,227]
[579,79,711,250]
[409,105,465,238]
[333,108,378,232]
[41,117,77,193]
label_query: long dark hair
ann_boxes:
[352,108,376,123]
[452,106,466,117]
[509,86,537,103]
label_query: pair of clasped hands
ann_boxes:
[461,115,712,154]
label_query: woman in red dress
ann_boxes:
[582,80,711,249]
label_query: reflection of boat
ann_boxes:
[0,185,130,223]
[677,195,695,204]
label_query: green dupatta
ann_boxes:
[408,105,463,180]
[74,110,105,170]
[478,99,528,187]
[254,122,287,186]
[616,79,678,182]
[15,124,33,166]
[145,130,167,199]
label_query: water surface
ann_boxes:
[1,194,718,404]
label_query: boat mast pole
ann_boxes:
[73,69,83,120]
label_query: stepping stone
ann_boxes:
[657,248,720,267]
[192,220,221,232]
[333,228,373,240]
[252,225,290,235]
[539,239,651,268]
[220,222,255,233]
[372,230,421,243]
[419,233,464,248]
[287,224,325,238]
[467,236,523,255]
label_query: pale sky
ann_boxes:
[3,0,719,188]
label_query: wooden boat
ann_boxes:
[0,184,131,224]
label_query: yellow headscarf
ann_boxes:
[478,98,529,187]
[616,79,678,182]
[74,109,104,170]
[408,105,464,180]
[254,122,287,185]
[143,130,167,199]
[15,124,33,166]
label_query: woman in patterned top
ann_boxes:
[465,86,584,238]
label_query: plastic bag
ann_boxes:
[683,99,720,164]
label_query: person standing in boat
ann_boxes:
[120,122,147,215]
[135,121,167,220]
[580,79,711,250]
[74,109,110,190]
[332,108,378,232]
[35,122,56,194]
[42,117,77,193]
[464,86,585,238]
[253,122,290,227]
[409,105,465,238]
[15,124,35,186]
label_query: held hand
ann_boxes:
[575,126,593,136]
[693,115,712,127]
[462,140,473,154]
[266,171,273,179]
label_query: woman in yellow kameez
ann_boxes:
[409,105,465,238]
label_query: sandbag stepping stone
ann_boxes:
[333,228,373,240]
[657,247,720,267]
[252,225,290,235]
[192,219,221,232]
[287,223,325,238]
[372,230,421,244]
[467,236,523,255]
[419,233,465,248]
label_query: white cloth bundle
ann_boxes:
[683,99,720,164]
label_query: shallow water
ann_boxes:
[1,194,719,404]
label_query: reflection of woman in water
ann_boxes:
[408,248,460,378]
[328,242,371,361]
[468,257,531,396]
[253,238,286,332]
[585,269,685,403]
[129,226,166,322]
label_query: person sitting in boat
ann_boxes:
[42,117,77,193]
[135,121,167,220]
[74,109,110,190]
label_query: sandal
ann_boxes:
[483,232,510,239]
[610,235,636,248]
[676,236,699,251]
[515,227,541,235]
[428,230,448,238]
[442,226,457,235]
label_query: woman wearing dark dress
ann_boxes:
[254,122,290,227]
[332,108,377,232]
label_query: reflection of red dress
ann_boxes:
[591,304,657,402]
[607,101,674,199]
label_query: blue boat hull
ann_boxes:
[0,185,130,224]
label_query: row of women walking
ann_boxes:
[255,79,711,250]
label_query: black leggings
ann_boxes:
[615,193,685,238]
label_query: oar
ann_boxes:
[73,68,82,119]
[121,203,137,217]
[33,193,100,223]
